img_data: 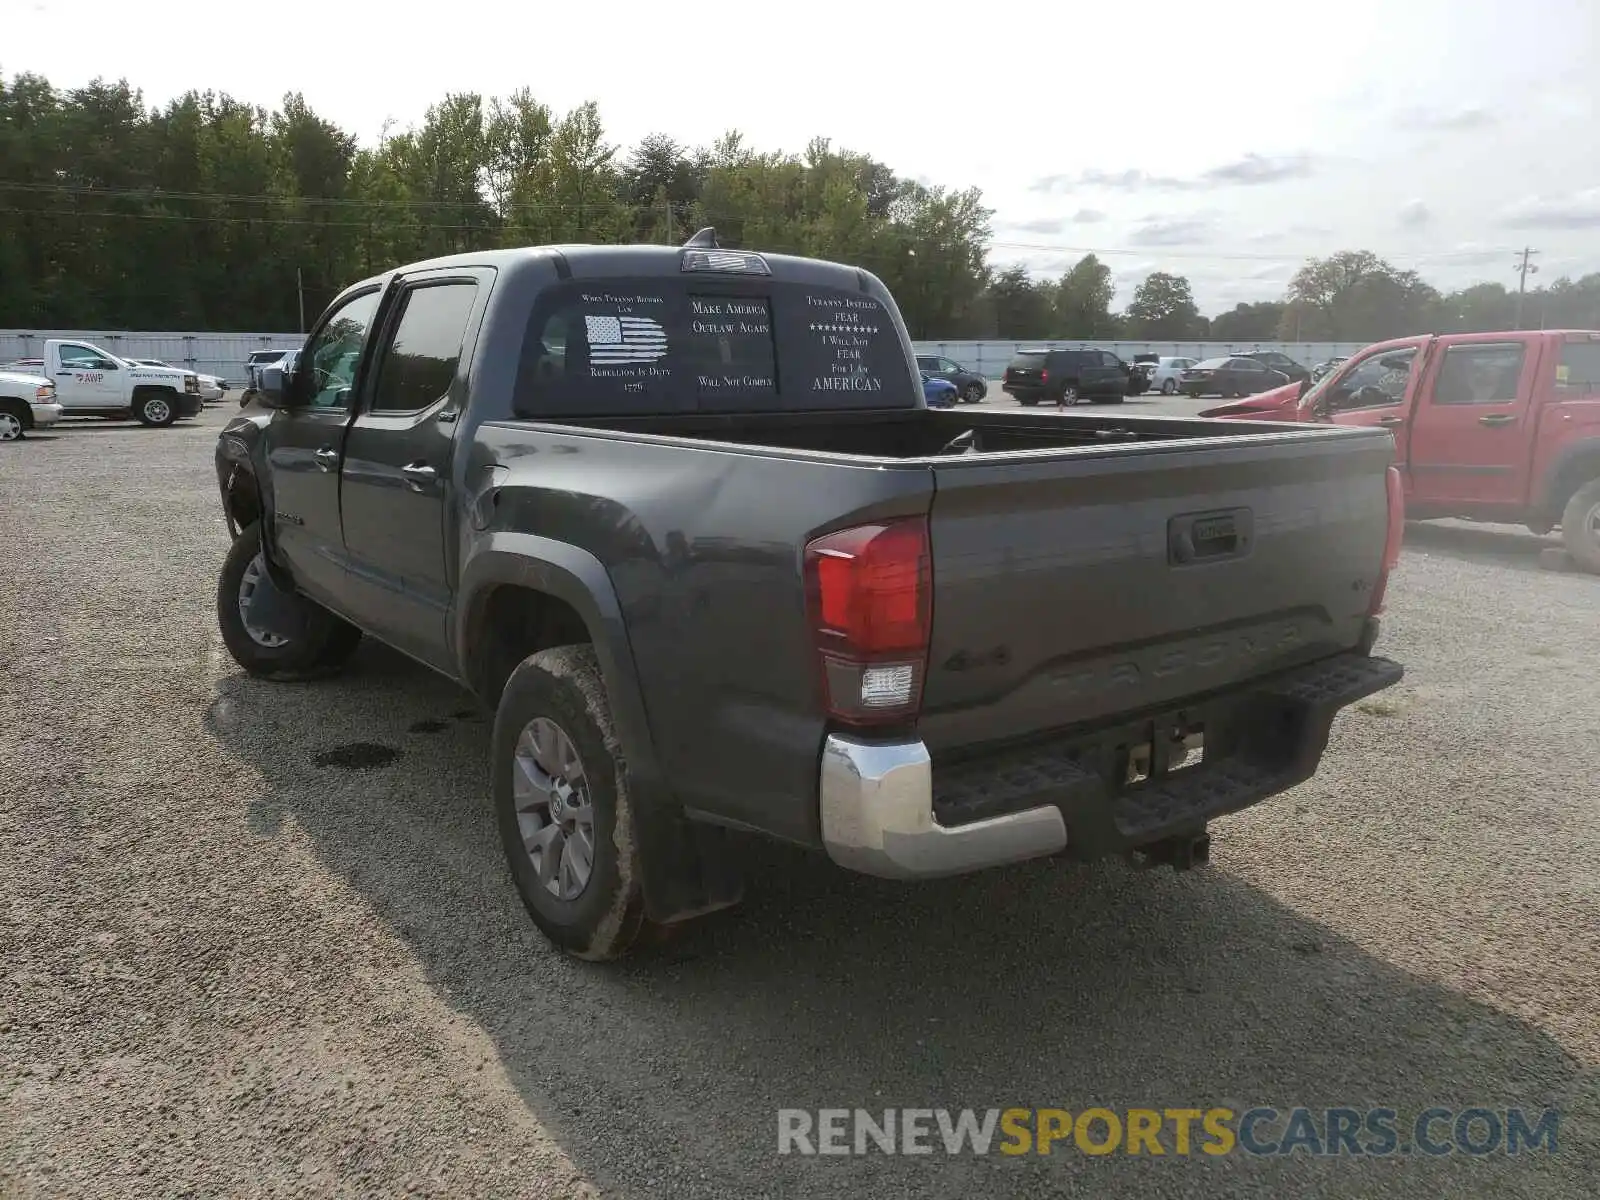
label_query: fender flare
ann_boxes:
[1537,438,1600,519]
[456,533,744,925]
[455,533,662,786]
[215,429,294,590]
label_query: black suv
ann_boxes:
[1001,348,1130,406]
[915,354,987,403]
[1237,350,1310,387]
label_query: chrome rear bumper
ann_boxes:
[819,734,1068,879]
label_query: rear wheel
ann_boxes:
[1056,386,1078,407]
[962,383,984,404]
[133,389,177,427]
[1161,379,1177,395]
[493,645,654,961]
[216,522,362,679]
[1560,479,1600,573]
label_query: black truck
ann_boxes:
[213,232,1405,961]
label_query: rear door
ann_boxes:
[1078,351,1123,396]
[338,269,488,671]
[919,426,1396,750]
[1235,358,1276,393]
[1406,338,1540,508]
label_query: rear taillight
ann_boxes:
[803,517,931,726]
[1040,369,1049,383]
[1368,465,1405,615]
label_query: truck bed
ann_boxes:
[522,405,1307,460]
[477,407,1395,842]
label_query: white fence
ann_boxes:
[915,340,1373,380]
[2,328,1374,388]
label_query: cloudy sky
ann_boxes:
[8,0,1598,312]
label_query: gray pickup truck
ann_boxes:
[213,232,1404,960]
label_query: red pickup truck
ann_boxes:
[1201,330,1600,570]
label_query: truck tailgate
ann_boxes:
[919,426,1395,753]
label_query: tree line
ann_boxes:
[3,72,1598,342]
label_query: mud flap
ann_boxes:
[629,780,746,925]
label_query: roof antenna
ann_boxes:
[683,227,720,249]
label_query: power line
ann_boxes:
[0,184,1576,284]
[987,240,1526,265]
[0,179,595,213]
[2,205,1544,271]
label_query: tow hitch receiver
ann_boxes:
[1136,832,1212,872]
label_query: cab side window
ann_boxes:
[1431,343,1525,406]
[59,344,116,370]
[368,282,479,414]
[303,290,381,409]
[1557,342,1600,393]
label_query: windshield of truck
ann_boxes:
[513,279,916,416]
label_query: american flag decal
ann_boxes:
[585,314,669,364]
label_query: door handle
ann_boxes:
[1478,414,1515,427]
[401,462,437,491]
[1377,416,1406,427]
[313,447,340,470]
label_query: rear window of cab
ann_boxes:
[512,279,917,416]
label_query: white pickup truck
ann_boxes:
[7,340,205,426]
[0,367,62,441]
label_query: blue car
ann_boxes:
[922,372,958,408]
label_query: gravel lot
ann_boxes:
[3,408,1597,1198]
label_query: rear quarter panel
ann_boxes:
[468,422,934,845]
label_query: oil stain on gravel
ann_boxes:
[313,742,401,770]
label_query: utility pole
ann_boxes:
[297,268,306,334]
[1512,247,1540,330]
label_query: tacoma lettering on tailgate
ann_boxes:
[1045,619,1307,699]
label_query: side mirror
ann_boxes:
[255,365,292,409]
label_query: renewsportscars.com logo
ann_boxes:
[777,1107,1560,1158]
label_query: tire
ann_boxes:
[1056,386,1078,407]
[216,522,362,679]
[961,383,984,404]
[493,645,652,961]
[1161,379,1177,395]
[1560,478,1600,573]
[0,403,27,442]
[133,389,178,427]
